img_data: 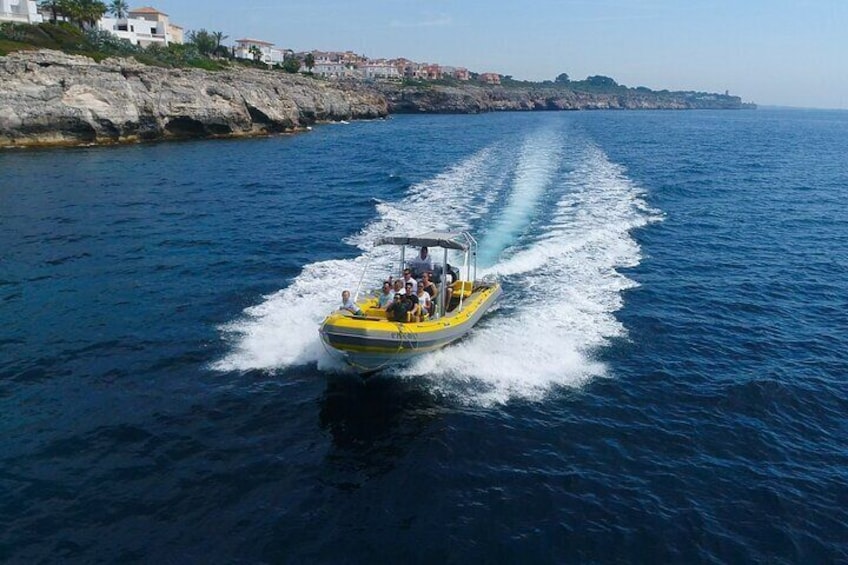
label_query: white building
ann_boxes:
[97,6,183,47]
[0,0,42,24]
[311,61,351,79]
[233,38,287,65]
[311,59,351,79]
[359,60,401,81]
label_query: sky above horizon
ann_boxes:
[160,0,847,109]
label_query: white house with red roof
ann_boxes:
[97,6,183,47]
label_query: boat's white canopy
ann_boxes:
[373,231,471,251]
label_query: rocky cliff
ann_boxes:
[0,50,388,147]
[375,83,746,113]
[0,49,748,148]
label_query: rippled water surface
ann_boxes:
[1,110,847,562]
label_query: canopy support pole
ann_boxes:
[439,247,448,317]
[458,248,468,312]
[472,240,477,283]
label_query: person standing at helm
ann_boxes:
[408,246,434,278]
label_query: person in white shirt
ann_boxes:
[401,269,418,293]
[392,279,405,296]
[407,246,434,278]
[339,290,363,316]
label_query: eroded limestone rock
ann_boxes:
[0,50,388,147]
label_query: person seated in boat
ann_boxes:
[401,268,418,293]
[392,278,405,296]
[415,284,432,319]
[404,282,421,322]
[420,272,437,301]
[386,293,410,322]
[407,246,434,278]
[432,267,454,310]
[377,281,394,309]
[339,290,364,317]
[419,273,437,316]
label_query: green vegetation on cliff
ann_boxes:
[0,22,315,74]
[0,21,225,69]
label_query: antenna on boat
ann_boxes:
[399,246,406,280]
[352,255,373,302]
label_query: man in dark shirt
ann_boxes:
[386,293,410,322]
[404,282,420,322]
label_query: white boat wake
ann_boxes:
[215,124,662,405]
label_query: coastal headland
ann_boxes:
[0,49,750,148]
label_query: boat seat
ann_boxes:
[364,307,389,320]
[450,280,474,299]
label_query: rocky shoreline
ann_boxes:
[379,82,747,113]
[0,50,388,147]
[0,50,749,148]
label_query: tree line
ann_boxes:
[38,0,132,29]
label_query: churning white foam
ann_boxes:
[476,129,561,267]
[392,142,662,405]
[216,130,661,406]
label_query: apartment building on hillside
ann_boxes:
[233,38,288,65]
[97,6,183,47]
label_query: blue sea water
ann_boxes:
[1,109,847,562]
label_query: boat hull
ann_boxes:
[319,283,501,373]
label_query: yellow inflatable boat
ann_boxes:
[319,232,501,373]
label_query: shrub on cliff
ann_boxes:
[0,23,29,55]
[0,21,106,58]
[280,55,301,74]
[83,28,138,56]
[0,21,132,59]
[135,43,225,70]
